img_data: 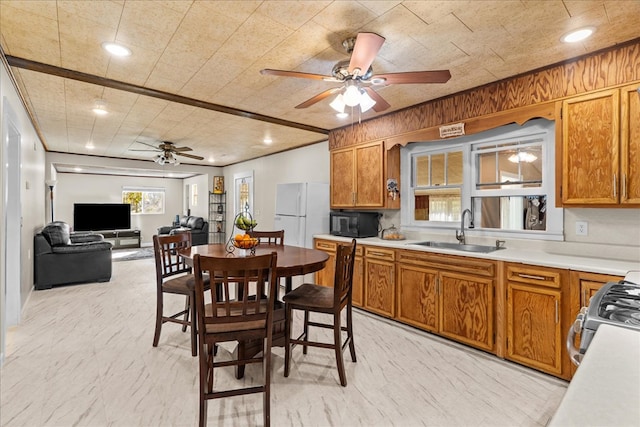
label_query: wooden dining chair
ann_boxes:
[192,252,279,427]
[152,233,209,356]
[248,230,284,246]
[283,239,357,386]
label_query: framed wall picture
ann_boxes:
[213,176,224,194]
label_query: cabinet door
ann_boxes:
[621,83,640,204]
[314,240,336,287]
[330,149,355,208]
[355,142,384,207]
[507,283,562,375]
[397,264,438,332]
[562,89,620,204]
[352,254,364,307]
[439,272,493,351]
[364,257,395,318]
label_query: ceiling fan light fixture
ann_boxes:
[330,94,346,113]
[359,90,376,112]
[508,152,538,163]
[92,99,108,115]
[154,154,166,165]
[342,83,362,107]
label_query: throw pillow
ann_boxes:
[41,221,72,246]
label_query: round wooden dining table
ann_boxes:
[178,243,329,379]
[179,243,329,294]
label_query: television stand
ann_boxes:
[100,230,141,249]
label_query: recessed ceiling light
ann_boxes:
[561,27,595,43]
[92,99,108,115]
[336,112,349,119]
[74,167,82,172]
[85,142,95,150]
[208,156,215,163]
[263,138,272,145]
[102,42,131,57]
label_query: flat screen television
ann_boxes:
[73,203,131,232]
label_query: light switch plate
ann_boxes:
[576,221,588,236]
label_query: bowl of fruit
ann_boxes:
[232,233,259,249]
[234,215,257,231]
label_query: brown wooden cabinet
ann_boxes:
[330,141,400,209]
[561,85,640,206]
[505,263,568,377]
[396,250,496,352]
[620,83,640,204]
[440,271,494,351]
[314,239,364,307]
[363,246,395,317]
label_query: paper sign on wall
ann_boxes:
[439,123,465,138]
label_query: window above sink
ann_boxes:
[401,119,563,240]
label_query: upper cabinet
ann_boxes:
[561,84,640,206]
[330,141,400,209]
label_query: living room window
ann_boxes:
[122,187,165,214]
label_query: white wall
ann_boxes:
[222,141,329,235]
[1,56,47,362]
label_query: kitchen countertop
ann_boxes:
[548,324,640,427]
[315,235,640,277]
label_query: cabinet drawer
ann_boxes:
[397,250,495,277]
[315,240,337,252]
[506,264,563,288]
[364,246,395,261]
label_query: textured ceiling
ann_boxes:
[1,0,639,168]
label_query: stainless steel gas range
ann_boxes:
[567,271,640,366]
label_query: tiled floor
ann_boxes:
[1,256,567,426]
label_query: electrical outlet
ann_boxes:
[576,221,588,236]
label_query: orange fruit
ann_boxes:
[234,234,243,242]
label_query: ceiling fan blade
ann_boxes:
[348,32,385,76]
[175,152,204,160]
[295,87,343,109]
[171,146,193,152]
[363,87,391,112]
[129,149,161,152]
[260,69,334,81]
[135,140,161,149]
[371,70,452,85]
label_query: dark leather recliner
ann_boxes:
[34,222,113,290]
[157,215,209,246]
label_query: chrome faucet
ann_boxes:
[456,209,474,245]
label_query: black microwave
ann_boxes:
[330,211,380,238]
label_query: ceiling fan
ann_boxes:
[131,141,204,165]
[260,32,451,113]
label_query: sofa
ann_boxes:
[34,221,113,290]
[157,215,209,246]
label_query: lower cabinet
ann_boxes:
[314,238,617,380]
[396,251,495,352]
[364,246,396,317]
[505,263,568,377]
[314,239,364,307]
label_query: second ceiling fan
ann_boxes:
[261,32,451,113]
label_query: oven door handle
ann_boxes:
[567,308,587,366]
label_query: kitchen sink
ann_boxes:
[410,241,505,253]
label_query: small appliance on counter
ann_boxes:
[330,211,380,238]
[567,270,640,366]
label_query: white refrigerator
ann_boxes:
[274,182,329,249]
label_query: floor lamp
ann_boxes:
[45,180,56,223]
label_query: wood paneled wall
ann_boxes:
[329,39,640,150]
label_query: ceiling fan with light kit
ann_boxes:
[261,32,451,114]
[130,141,204,165]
